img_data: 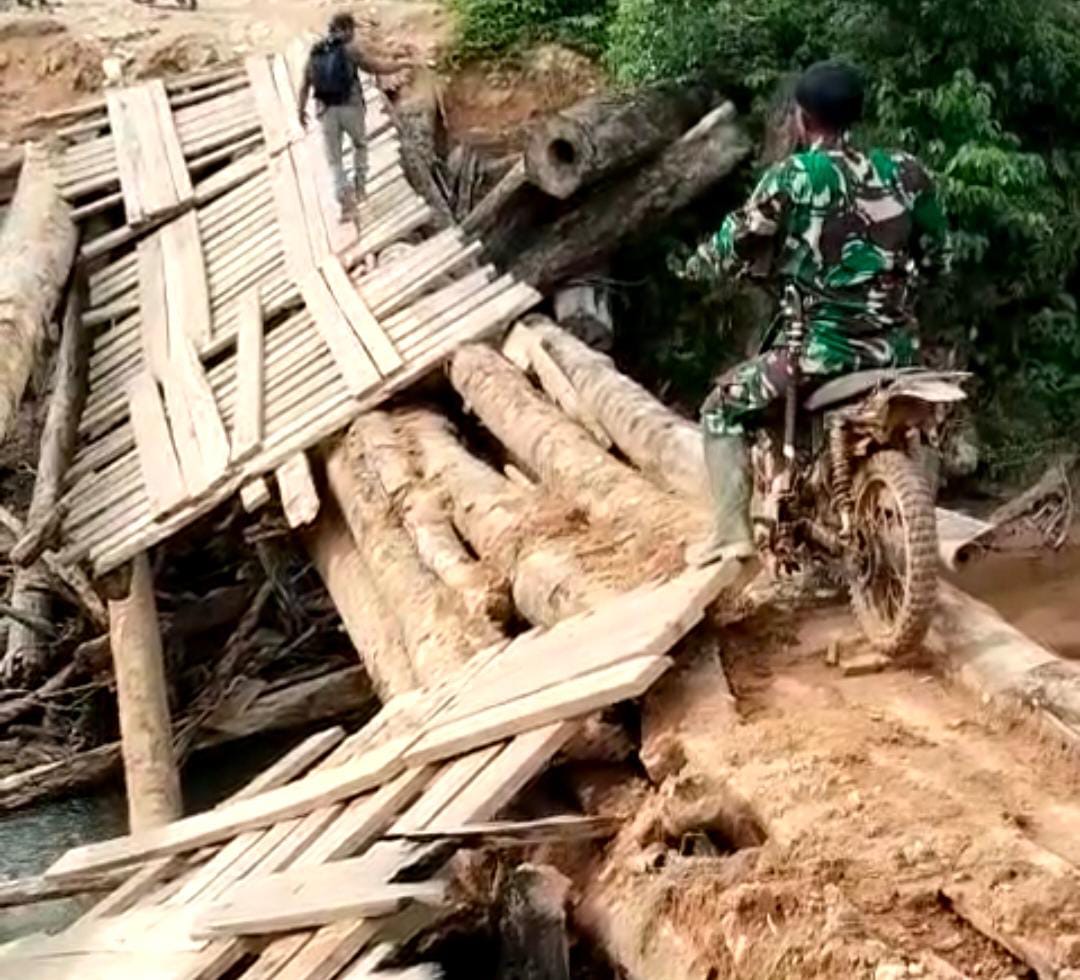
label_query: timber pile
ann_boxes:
[0,566,729,979]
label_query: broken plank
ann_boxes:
[195,880,446,938]
[240,477,271,513]
[276,452,320,528]
[231,727,346,804]
[126,372,186,516]
[106,88,146,226]
[322,256,402,375]
[232,289,264,460]
[382,815,619,847]
[405,658,671,768]
[271,146,317,280]
[298,267,379,396]
[136,235,169,380]
[44,739,406,883]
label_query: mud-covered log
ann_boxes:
[12,284,90,567]
[0,866,131,909]
[0,145,77,447]
[1,565,53,685]
[354,412,510,623]
[325,435,502,685]
[303,505,419,700]
[525,320,707,500]
[449,345,702,543]
[512,104,749,291]
[525,84,721,200]
[400,409,615,628]
[0,742,121,813]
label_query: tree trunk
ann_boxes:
[398,409,616,628]
[107,553,183,832]
[448,344,704,544]
[1,565,53,685]
[0,742,122,813]
[353,411,510,624]
[524,319,707,500]
[524,84,722,200]
[324,434,502,686]
[303,504,419,700]
[0,145,77,446]
[12,283,91,567]
[496,864,572,980]
[464,159,527,234]
[512,104,749,291]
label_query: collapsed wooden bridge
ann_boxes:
[2,31,1080,980]
[54,37,538,576]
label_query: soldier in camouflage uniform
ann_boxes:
[686,61,949,567]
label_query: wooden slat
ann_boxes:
[45,739,407,882]
[232,289,264,461]
[271,54,305,144]
[161,210,213,350]
[299,268,379,396]
[246,55,288,155]
[321,256,402,376]
[166,332,231,493]
[148,79,193,202]
[136,235,169,380]
[290,140,330,268]
[126,371,186,516]
[275,452,320,528]
[405,656,671,768]
[240,477,271,512]
[271,148,317,280]
[106,88,146,226]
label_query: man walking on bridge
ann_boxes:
[299,13,417,221]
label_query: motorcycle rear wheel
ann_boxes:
[848,450,939,655]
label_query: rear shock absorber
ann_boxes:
[830,418,854,538]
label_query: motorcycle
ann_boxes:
[749,287,968,655]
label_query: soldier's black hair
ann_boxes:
[329,12,357,36]
[795,61,865,132]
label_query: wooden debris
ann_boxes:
[276,452,321,528]
[383,815,618,847]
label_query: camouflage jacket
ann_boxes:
[689,140,949,358]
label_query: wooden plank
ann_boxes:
[126,372,186,516]
[271,147,317,280]
[122,85,185,221]
[106,88,146,226]
[383,815,618,846]
[321,257,402,376]
[291,140,330,267]
[194,880,446,938]
[161,362,211,497]
[275,452,320,528]
[232,727,346,804]
[405,656,672,768]
[167,326,231,491]
[232,289,264,460]
[161,210,213,350]
[298,268,379,396]
[271,54,305,144]
[44,739,407,883]
[147,79,193,202]
[246,55,288,155]
[240,477,271,513]
[136,235,169,380]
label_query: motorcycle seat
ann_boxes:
[803,368,924,412]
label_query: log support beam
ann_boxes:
[106,552,182,832]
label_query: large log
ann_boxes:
[12,284,91,567]
[107,553,183,832]
[512,104,749,291]
[0,144,77,446]
[324,435,502,685]
[354,411,510,623]
[1,565,53,685]
[303,505,419,700]
[525,83,721,200]
[448,344,703,544]
[399,409,616,628]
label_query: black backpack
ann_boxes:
[310,37,357,106]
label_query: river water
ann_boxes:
[0,728,315,942]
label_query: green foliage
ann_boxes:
[448,0,1080,478]
[448,0,612,60]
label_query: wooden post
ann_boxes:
[107,552,182,831]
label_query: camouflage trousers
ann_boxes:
[702,326,918,437]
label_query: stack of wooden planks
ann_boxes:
[1,565,730,980]
[54,35,541,576]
